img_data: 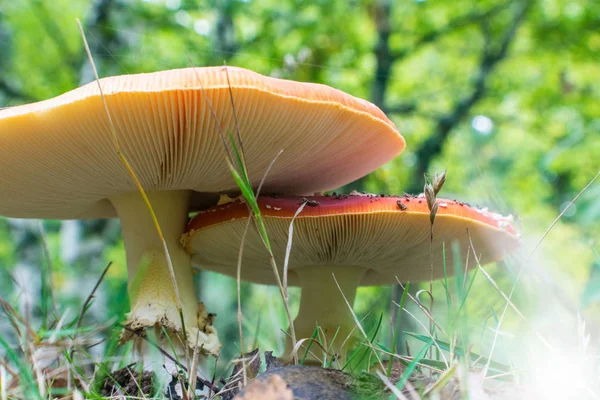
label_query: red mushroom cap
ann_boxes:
[184,193,520,284]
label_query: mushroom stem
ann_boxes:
[288,265,365,364]
[109,190,220,357]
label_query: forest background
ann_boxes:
[0,0,599,393]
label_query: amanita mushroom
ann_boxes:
[0,67,404,357]
[183,193,520,361]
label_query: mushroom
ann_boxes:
[0,67,404,358]
[183,193,520,361]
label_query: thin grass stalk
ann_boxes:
[387,282,410,377]
[37,221,56,330]
[363,343,446,373]
[340,308,377,371]
[479,170,600,377]
[472,251,551,349]
[283,202,307,295]
[290,338,327,363]
[428,236,434,363]
[161,326,190,392]
[76,20,187,342]
[236,217,253,361]
[324,326,341,368]
[424,363,457,396]
[441,242,452,313]
[76,262,112,330]
[120,329,221,392]
[234,148,284,360]
[0,335,40,400]
[188,64,234,164]
[400,308,448,367]
[354,313,383,371]
[223,67,247,169]
[62,350,91,393]
[0,365,6,400]
[395,281,448,338]
[393,338,433,395]
[123,367,146,398]
[0,359,16,379]
[29,342,45,399]
[331,274,385,371]
[190,62,298,361]
[0,298,37,340]
[225,157,298,363]
[299,327,319,365]
[187,329,201,398]
[529,169,600,258]
[375,371,410,400]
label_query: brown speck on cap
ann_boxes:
[300,198,320,207]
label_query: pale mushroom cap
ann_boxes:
[184,194,520,285]
[0,67,404,219]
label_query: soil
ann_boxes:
[236,365,385,400]
[100,364,155,398]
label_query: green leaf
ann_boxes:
[405,332,511,372]
[392,338,433,397]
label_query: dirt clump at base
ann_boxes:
[100,364,155,398]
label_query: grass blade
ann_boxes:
[387,282,410,377]
[393,337,433,396]
[405,332,511,372]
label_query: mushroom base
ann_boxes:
[285,265,365,364]
[110,190,221,359]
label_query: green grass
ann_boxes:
[2,225,600,399]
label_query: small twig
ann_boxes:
[76,262,112,329]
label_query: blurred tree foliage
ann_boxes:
[0,0,599,361]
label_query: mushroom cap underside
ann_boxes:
[0,67,404,219]
[184,194,520,285]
